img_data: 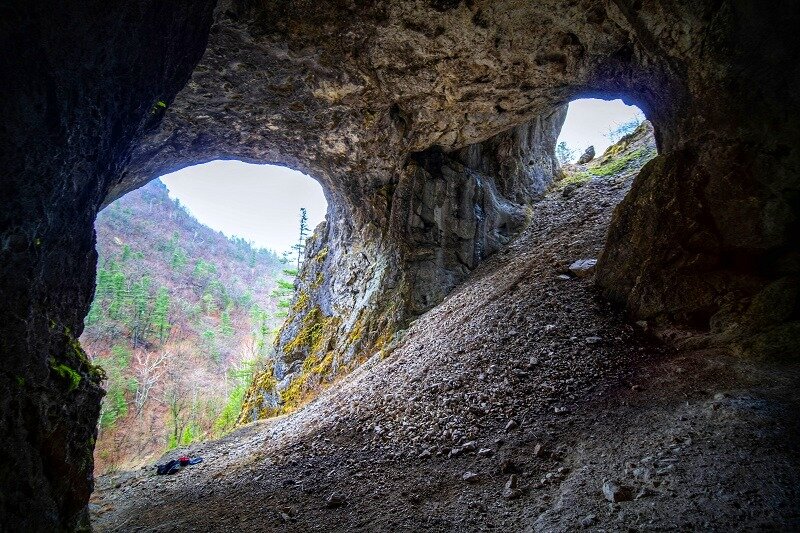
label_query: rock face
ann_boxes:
[595,2,800,356]
[577,146,595,164]
[0,1,215,530]
[1,0,799,529]
[240,107,567,421]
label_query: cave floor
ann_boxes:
[91,172,800,531]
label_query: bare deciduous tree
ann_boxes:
[134,349,169,416]
[162,362,192,447]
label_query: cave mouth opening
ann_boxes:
[83,160,327,475]
[556,97,650,165]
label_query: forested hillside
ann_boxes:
[81,179,292,474]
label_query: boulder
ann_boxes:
[577,146,596,164]
[569,259,598,278]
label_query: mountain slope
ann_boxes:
[81,179,286,474]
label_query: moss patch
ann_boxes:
[238,363,279,422]
[291,291,310,313]
[314,246,329,263]
[50,358,82,392]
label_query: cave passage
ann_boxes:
[2,2,798,530]
[82,162,328,474]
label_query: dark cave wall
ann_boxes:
[0,1,215,530]
[596,1,800,356]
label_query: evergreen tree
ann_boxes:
[291,208,310,270]
[151,287,171,345]
[219,307,234,337]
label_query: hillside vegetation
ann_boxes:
[81,179,291,474]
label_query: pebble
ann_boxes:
[569,258,597,277]
[462,471,480,483]
[461,441,477,452]
[325,492,347,509]
[502,474,521,499]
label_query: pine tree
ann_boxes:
[151,287,171,345]
[291,208,310,270]
[219,307,234,337]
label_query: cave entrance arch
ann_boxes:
[557,98,647,163]
[83,161,327,475]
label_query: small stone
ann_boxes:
[533,444,547,458]
[505,419,519,431]
[580,514,597,527]
[631,384,643,392]
[569,259,597,278]
[584,336,602,345]
[556,274,572,281]
[325,492,347,509]
[461,441,477,452]
[477,448,493,457]
[462,471,480,483]
[502,474,521,499]
[602,480,633,503]
[418,450,432,459]
[562,182,582,198]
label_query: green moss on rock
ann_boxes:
[50,359,82,392]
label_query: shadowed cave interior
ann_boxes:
[0,1,798,530]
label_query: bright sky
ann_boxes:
[160,161,327,255]
[159,99,640,253]
[557,98,644,162]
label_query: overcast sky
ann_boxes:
[557,98,643,161]
[161,161,328,255]
[159,99,641,253]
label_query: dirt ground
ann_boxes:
[91,156,800,531]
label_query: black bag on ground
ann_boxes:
[156,459,181,475]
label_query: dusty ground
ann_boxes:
[92,143,800,531]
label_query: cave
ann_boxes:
[1,1,799,530]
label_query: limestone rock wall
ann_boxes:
[240,107,566,421]
[596,2,800,356]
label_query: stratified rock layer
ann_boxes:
[1,0,799,529]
